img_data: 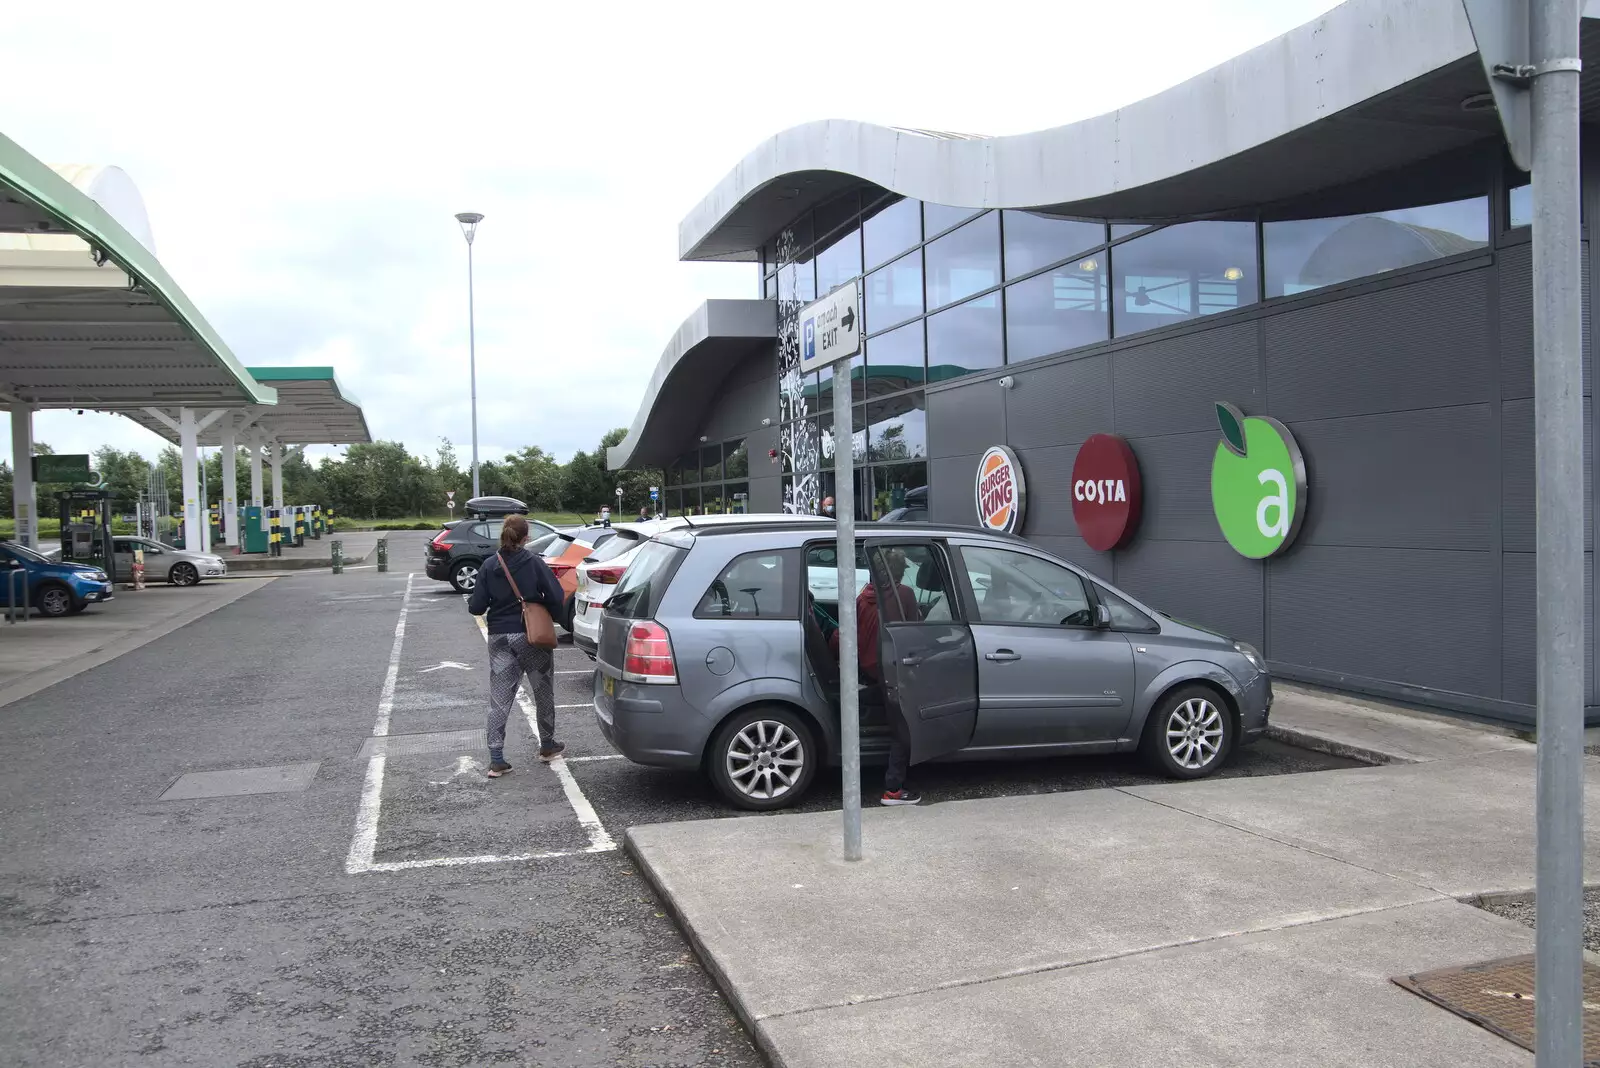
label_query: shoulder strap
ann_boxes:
[498,551,526,603]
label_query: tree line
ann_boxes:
[0,426,658,520]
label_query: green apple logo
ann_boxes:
[1210,402,1307,559]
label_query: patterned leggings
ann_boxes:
[486,633,556,755]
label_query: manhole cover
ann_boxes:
[160,762,320,801]
[358,729,486,759]
[1393,953,1600,1062]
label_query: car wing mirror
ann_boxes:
[1093,603,1113,629]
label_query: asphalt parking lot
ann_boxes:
[0,531,1358,1066]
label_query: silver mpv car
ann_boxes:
[592,522,1272,810]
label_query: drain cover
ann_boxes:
[358,729,485,758]
[160,762,320,800]
[1393,953,1600,1062]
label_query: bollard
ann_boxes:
[376,536,389,573]
[331,539,344,575]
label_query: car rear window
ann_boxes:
[541,535,575,560]
[606,541,684,621]
[587,531,643,564]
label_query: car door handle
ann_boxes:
[985,650,1022,662]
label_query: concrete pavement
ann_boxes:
[628,700,1599,1067]
[227,530,381,571]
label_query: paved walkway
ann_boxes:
[628,692,1595,1067]
[227,530,381,572]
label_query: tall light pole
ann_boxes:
[455,212,484,499]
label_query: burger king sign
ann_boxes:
[975,446,1027,534]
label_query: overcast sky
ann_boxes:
[0,0,1338,468]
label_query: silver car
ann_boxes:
[593,522,1272,810]
[112,537,228,586]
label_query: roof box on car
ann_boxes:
[464,496,528,518]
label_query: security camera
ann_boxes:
[998,376,1015,390]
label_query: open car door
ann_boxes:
[867,540,978,765]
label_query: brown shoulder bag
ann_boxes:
[497,551,559,649]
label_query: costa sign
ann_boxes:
[1071,433,1142,551]
[975,446,1027,533]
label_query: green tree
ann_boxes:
[598,427,659,515]
[562,449,607,514]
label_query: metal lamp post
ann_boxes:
[455,212,484,499]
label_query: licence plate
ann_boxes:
[604,675,615,696]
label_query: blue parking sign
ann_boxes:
[803,317,816,363]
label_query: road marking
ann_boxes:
[419,661,472,673]
[363,844,612,873]
[556,669,592,675]
[565,754,625,763]
[557,702,592,709]
[430,755,483,783]
[345,572,414,875]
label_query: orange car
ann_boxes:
[533,525,625,631]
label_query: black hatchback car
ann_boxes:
[424,496,555,593]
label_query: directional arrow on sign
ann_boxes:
[841,305,856,332]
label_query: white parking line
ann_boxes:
[344,572,414,875]
[557,703,592,709]
[556,670,592,675]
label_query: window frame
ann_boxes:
[862,538,965,626]
[692,547,801,621]
[1093,583,1161,634]
[950,543,1105,631]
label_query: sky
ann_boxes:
[0,0,1340,469]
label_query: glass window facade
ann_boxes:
[924,201,982,237]
[925,210,1000,311]
[1264,195,1489,297]
[1004,257,1109,363]
[865,249,924,333]
[865,320,925,390]
[816,225,862,297]
[1509,183,1531,228]
[1003,212,1105,281]
[1113,221,1258,338]
[927,292,1003,379]
[669,436,750,514]
[863,197,922,270]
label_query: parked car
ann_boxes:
[592,521,1271,810]
[424,498,557,593]
[111,537,227,585]
[542,524,625,631]
[0,540,115,617]
[879,485,928,523]
[572,513,831,658]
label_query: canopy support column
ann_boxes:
[10,403,33,549]
[179,408,202,553]
[268,440,283,510]
[221,420,239,550]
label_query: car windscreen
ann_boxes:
[526,531,559,555]
[586,531,643,564]
[605,541,684,621]
[541,535,576,560]
[2,542,47,563]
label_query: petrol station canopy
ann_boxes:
[0,133,275,412]
[122,366,371,447]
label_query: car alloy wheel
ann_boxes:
[724,719,805,802]
[1166,697,1225,770]
[39,586,71,617]
[452,563,478,592]
[171,562,199,587]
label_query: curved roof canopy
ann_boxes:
[0,132,275,409]
[606,300,775,470]
[680,0,1596,261]
[123,366,370,447]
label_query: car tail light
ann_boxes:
[622,621,677,683]
[588,565,626,585]
[549,563,573,578]
[429,530,451,552]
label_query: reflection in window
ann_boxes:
[1509,182,1531,229]
[926,211,1000,310]
[866,250,924,333]
[1004,258,1110,363]
[924,202,982,237]
[870,462,929,522]
[863,197,921,270]
[1003,212,1105,281]
[678,451,700,485]
[865,319,925,389]
[817,361,864,410]
[702,484,726,514]
[701,445,722,483]
[820,408,867,464]
[1113,222,1258,338]
[778,257,816,305]
[725,481,750,513]
[724,439,748,478]
[666,458,682,487]
[1263,196,1488,297]
[864,392,927,462]
[1111,223,1153,240]
[927,293,1003,378]
[697,552,792,618]
[816,225,861,297]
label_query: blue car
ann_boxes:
[0,540,115,617]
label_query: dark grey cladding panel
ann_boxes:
[1114,539,1263,651]
[1112,321,1261,438]
[1269,545,1497,697]
[1502,551,1595,705]
[1265,268,1493,421]
[930,453,981,525]
[928,381,1005,459]
[1012,444,1080,537]
[1500,241,1591,400]
[1122,430,1223,543]
[745,424,779,462]
[699,377,778,441]
[729,342,778,389]
[1291,404,1495,551]
[749,475,783,514]
[1027,534,1111,582]
[1003,355,1112,450]
[1502,396,1595,553]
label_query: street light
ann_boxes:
[455,211,484,499]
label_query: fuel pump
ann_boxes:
[58,490,114,582]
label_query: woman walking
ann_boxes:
[467,515,566,776]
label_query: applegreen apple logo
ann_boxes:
[1210,402,1307,559]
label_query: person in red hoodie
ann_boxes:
[831,547,923,805]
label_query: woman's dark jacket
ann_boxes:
[467,547,565,635]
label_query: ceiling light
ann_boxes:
[1223,267,1244,282]
[1078,258,1099,272]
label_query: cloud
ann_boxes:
[0,0,1338,468]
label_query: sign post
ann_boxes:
[801,282,863,860]
[1462,2,1584,1062]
